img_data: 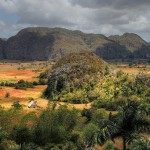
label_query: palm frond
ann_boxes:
[130,137,150,150]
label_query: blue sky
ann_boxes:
[0,9,18,23]
[0,0,150,41]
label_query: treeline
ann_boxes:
[0,71,48,90]
[0,79,46,90]
[0,100,150,150]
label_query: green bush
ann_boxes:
[15,80,33,89]
[5,92,10,98]
[33,106,79,146]
[11,101,22,110]
[104,141,114,150]
[10,125,31,148]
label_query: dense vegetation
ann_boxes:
[44,52,109,102]
[44,53,150,108]
[0,99,149,150]
[0,53,150,149]
[91,71,150,111]
[0,77,47,90]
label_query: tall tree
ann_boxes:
[97,100,150,150]
[130,137,150,150]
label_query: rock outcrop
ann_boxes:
[44,52,107,99]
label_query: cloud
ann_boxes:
[69,0,150,10]
[0,0,150,41]
[69,0,150,40]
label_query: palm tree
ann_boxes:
[129,136,150,150]
[97,100,150,150]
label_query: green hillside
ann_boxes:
[109,33,147,52]
[44,52,108,103]
[0,27,150,60]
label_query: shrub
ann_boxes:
[39,71,48,79]
[5,92,10,98]
[81,108,93,122]
[33,106,79,146]
[38,79,47,85]
[104,141,114,150]
[11,101,22,110]
[10,126,31,148]
[92,109,108,125]
[0,140,20,150]
[136,72,150,87]
[15,80,33,89]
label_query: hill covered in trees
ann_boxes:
[0,27,150,60]
[44,52,109,103]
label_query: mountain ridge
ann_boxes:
[0,27,150,60]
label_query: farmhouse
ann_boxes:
[28,100,38,108]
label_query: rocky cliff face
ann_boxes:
[0,27,150,60]
[5,28,55,60]
[44,52,107,100]
[95,42,132,59]
[107,33,150,59]
[0,38,6,59]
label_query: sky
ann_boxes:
[0,0,150,41]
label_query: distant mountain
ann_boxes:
[0,38,6,59]
[109,33,147,52]
[0,27,150,60]
[108,33,150,59]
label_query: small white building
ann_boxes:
[28,100,38,108]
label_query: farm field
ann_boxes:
[0,61,150,110]
[0,61,52,82]
[0,61,50,109]
[115,64,150,75]
[0,61,92,110]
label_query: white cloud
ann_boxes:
[0,0,150,41]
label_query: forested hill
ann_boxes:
[0,27,150,60]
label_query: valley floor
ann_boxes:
[0,60,150,110]
[0,61,92,110]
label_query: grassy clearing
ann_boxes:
[116,64,150,75]
[0,61,52,82]
[0,61,51,109]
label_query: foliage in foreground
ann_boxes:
[0,99,149,150]
[130,137,150,150]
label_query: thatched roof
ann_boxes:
[28,100,37,108]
